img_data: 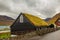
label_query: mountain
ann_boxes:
[47,13,60,25]
[0,15,15,26]
[44,18,51,21]
[0,15,14,21]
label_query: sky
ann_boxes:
[0,0,60,19]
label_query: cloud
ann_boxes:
[0,0,60,19]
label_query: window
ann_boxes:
[20,15,23,23]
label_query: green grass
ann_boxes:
[0,32,11,39]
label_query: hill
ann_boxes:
[44,18,51,21]
[47,13,60,25]
[0,15,14,26]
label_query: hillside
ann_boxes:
[47,13,60,25]
[44,18,51,21]
[0,15,14,26]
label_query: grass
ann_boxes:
[0,32,11,39]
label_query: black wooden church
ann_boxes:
[10,13,48,35]
[10,13,36,34]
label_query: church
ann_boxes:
[10,13,48,35]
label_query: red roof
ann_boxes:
[55,18,60,26]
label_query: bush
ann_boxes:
[49,24,54,28]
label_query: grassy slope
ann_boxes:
[47,13,60,24]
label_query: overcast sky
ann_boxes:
[0,0,60,19]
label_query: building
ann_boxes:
[47,13,60,27]
[55,18,60,27]
[10,13,48,35]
